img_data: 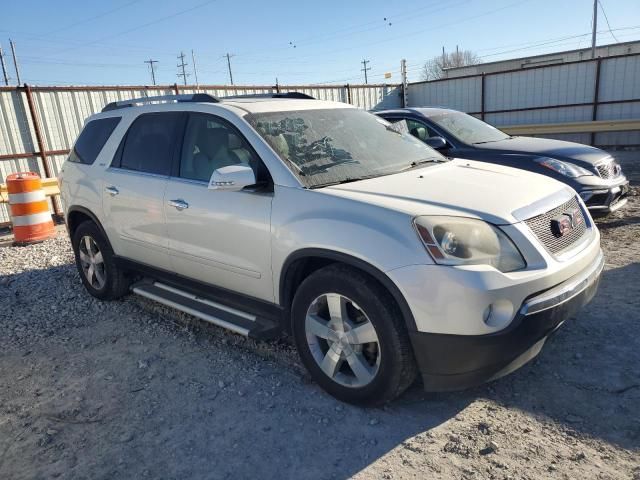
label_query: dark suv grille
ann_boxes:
[595,160,621,179]
[524,197,589,255]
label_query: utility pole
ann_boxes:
[191,50,199,89]
[225,53,234,85]
[0,45,9,86]
[177,51,189,86]
[144,59,158,85]
[401,59,408,108]
[442,46,446,69]
[591,0,598,59]
[361,59,371,84]
[9,39,20,85]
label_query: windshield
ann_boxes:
[247,108,444,188]
[427,111,510,145]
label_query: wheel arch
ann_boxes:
[279,248,417,332]
[66,206,109,242]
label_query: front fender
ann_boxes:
[271,185,431,319]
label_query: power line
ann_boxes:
[45,0,220,59]
[598,0,619,43]
[225,53,234,85]
[225,0,535,74]
[20,56,142,68]
[144,59,158,85]
[44,0,146,36]
[361,59,371,84]
[233,0,466,60]
[177,52,189,85]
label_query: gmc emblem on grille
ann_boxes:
[551,208,583,237]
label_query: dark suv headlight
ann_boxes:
[535,157,593,178]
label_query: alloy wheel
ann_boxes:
[305,293,381,388]
[78,235,106,290]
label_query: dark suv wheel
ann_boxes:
[291,264,417,406]
[71,220,130,300]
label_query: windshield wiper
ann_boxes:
[311,173,384,188]
[397,158,442,172]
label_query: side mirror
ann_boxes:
[425,136,447,150]
[208,165,256,192]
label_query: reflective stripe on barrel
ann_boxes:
[6,172,55,245]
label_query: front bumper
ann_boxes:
[579,179,629,213]
[409,249,604,392]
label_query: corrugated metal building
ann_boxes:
[443,40,640,78]
[408,51,640,147]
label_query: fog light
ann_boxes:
[579,191,594,202]
[482,300,514,329]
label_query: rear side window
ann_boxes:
[68,117,120,165]
[118,112,183,175]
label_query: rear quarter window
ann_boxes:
[68,117,121,165]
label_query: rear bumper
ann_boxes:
[410,249,604,392]
[580,179,629,212]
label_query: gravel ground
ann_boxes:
[1,153,639,480]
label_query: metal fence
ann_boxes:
[0,83,402,224]
[407,52,640,147]
[2,52,639,226]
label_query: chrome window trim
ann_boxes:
[106,167,169,180]
[168,176,209,186]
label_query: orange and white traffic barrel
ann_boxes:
[7,172,55,245]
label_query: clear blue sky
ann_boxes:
[1,0,639,86]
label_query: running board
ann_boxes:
[131,281,277,338]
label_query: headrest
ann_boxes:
[228,133,242,150]
[197,128,228,155]
[410,127,427,141]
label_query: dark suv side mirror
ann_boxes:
[425,136,447,150]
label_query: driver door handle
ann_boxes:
[168,199,189,211]
[105,185,119,196]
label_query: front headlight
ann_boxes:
[535,157,593,178]
[413,216,526,272]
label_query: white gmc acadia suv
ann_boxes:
[59,93,603,405]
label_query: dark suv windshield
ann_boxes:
[247,108,444,188]
[427,111,510,144]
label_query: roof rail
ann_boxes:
[102,93,220,112]
[223,92,315,100]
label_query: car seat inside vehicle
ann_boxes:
[410,126,427,141]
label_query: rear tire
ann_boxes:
[291,264,417,406]
[71,221,130,300]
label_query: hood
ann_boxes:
[474,136,609,165]
[322,159,573,225]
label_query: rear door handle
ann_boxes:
[105,186,119,196]
[168,199,189,211]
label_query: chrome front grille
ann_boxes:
[595,159,621,179]
[524,197,589,255]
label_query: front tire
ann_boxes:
[291,265,417,406]
[71,220,130,300]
